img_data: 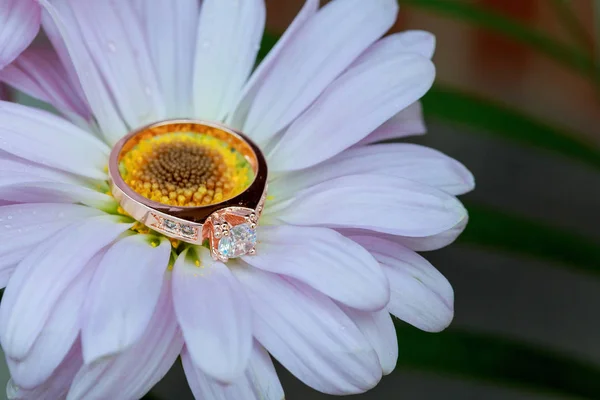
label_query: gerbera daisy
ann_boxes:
[0,0,474,399]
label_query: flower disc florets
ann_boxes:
[118,130,254,207]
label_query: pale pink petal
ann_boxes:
[140,0,199,117]
[354,31,436,67]
[0,152,88,186]
[343,215,469,252]
[81,235,171,363]
[341,307,397,375]
[394,216,469,251]
[228,0,319,129]
[351,235,454,332]
[244,0,398,144]
[271,143,474,197]
[0,181,115,210]
[7,341,82,399]
[0,101,109,180]
[233,266,382,395]
[0,47,92,122]
[65,0,165,132]
[182,342,284,400]
[40,0,128,141]
[0,215,131,360]
[268,53,434,171]
[242,225,389,311]
[68,280,183,400]
[173,247,252,383]
[7,264,95,388]
[193,0,265,121]
[0,203,103,288]
[0,0,40,69]
[358,102,426,145]
[269,174,467,238]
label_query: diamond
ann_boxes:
[217,223,256,258]
[181,225,195,236]
[164,219,178,231]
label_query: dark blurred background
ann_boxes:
[152,0,600,399]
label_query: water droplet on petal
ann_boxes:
[7,215,12,220]
[4,225,11,229]
[107,41,117,53]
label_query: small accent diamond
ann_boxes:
[181,225,195,236]
[164,219,178,231]
[218,223,257,258]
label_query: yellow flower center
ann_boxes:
[118,130,254,207]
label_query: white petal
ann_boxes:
[173,247,252,383]
[391,215,469,251]
[0,101,109,180]
[7,341,83,400]
[354,31,436,67]
[244,0,398,144]
[228,0,319,129]
[0,0,40,69]
[268,53,435,171]
[182,342,284,400]
[0,47,92,121]
[269,174,467,238]
[341,307,398,375]
[357,101,426,145]
[40,0,128,141]
[65,0,165,132]
[271,143,474,197]
[0,215,131,360]
[233,266,382,395]
[140,0,199,117]
[193,0,265,121]
[68,280,183,400]
[7,265,95,388]
[243,225,389,311]
[0,181,115,210]
[342,215,469,252]
[351,235,454,332]
[81,235,171,363]
[0,203,102,287]
[0,150,87,186]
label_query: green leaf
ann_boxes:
[402,0,598,81]
[460,203,600,276]
[395,323,600,399]
[421,85,600,171]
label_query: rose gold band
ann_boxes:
[108,119,268,259]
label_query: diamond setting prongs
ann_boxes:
[204,207,259,262]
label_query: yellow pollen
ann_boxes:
[118,132,254,207]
